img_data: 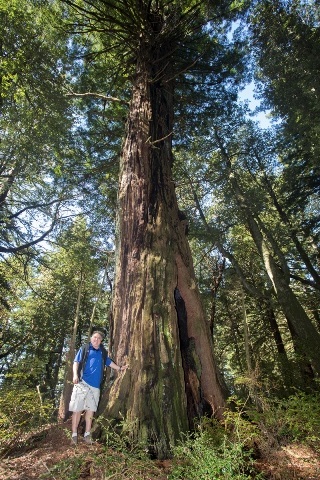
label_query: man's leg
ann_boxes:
[84,410,94,434]
[70,411,82,445]
[83,385,99,443]
[72,411,82,435]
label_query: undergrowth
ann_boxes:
[247,390,320,452]
[169,415,263,480]
[2,389,320,479]
[0,384,53,458]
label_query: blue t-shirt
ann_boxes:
[74,343,112,388]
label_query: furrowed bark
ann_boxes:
[98,49,226,458]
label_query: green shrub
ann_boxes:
[96,415,149,457]
[0,384,53,456]
[247,391,320,452]
[223,402,261,448]
[40,456,86,480]
[169,418,263,480]
[280,391,320,445]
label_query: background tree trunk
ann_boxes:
[214,127,320,377]
[58,271,84,421]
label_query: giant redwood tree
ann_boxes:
[64,0,243,457]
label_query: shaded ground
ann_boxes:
[1,420,320,479]
[256,444,320,480]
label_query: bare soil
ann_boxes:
[255,443,320,480]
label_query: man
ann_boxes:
[69,328,128,445]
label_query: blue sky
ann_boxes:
[238,82,272,129]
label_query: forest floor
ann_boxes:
[1,419,320,480]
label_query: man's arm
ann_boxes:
[73,361,79,383]
[109,360,128,372]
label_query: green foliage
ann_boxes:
[0,383,53,457]
[170,417,263,480]
[0,0,74,255]
[97,415,149,457]
[0,216,111,406]
[249,391,320,451]
[3,394,320,478]
[224,400,261,448]
[40,456,86,480]
[248,0,320,212]
[282,392,320,445]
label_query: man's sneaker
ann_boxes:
[84,434,92,444]
[71,435,78,446]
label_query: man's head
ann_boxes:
[90,331,104,349]
[91,328,105,340]
[91,325,106,340]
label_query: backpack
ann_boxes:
[77,342,109,387]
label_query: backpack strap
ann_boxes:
[101,344,108,363]
[77,343,90,381]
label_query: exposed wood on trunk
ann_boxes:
[176,253,227,418]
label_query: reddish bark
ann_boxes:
[98,29,226,460]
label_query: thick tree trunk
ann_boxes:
[99,54,226,458]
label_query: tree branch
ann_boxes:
[66,91,129,105]
[0,211,60,254]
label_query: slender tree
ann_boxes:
[212,126,320,375]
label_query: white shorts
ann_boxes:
[69,380,100,412]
